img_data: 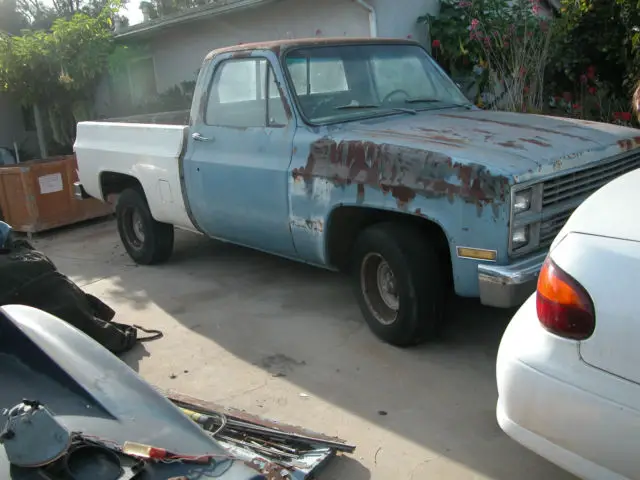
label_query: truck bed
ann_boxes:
[74,121,196,231]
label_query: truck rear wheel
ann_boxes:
[352,222,445,347]
[116,188,174,265]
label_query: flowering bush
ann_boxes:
[542,0,639,126]
[547,64,635,127]
[420,0,553,112]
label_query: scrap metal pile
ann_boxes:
[0,396,354,480]
[169,392,356,479]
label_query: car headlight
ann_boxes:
[513,189,532,215]
[511,225,529,249]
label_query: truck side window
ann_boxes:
[205,58,288,128]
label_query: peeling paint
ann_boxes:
[617,136,640,152]
[497,140,525,150]
[519,137,551,147]
[290,216,324,235]
[438,113,596,143]
[292,137,510,215]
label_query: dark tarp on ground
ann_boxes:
[0,240,139,354]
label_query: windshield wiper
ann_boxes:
[334,104,417,115]
[404,97,442,104]
[334,103,381,110]
[405,97,473,109]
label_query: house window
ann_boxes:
[205,58,288,128]
[128,57,158,104]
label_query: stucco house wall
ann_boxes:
[96,0,438,118]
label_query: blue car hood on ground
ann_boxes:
[0,304,262,480]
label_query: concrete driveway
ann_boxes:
[32,218,576,480]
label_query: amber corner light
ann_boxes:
[456,247,497,261]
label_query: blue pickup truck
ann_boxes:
[74,37,640,346]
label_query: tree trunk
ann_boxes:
[33,104,48,160]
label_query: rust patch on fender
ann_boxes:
[520,137,551,147]
[292,137,510,215]
[438,113,595,142]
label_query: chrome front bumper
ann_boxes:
[478,251,547,308]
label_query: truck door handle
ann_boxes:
[192,132,211,142]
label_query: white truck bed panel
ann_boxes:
[75,121,195,231]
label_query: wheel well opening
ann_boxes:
[326,207,453,283]
[100,172,143,202]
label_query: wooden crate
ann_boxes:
[0,154,113,233]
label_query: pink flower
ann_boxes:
[621,112,632,122]
[519,66,527,77]
[580,74,588,84]
[587,65,596,79]
[562,92,572,102]
[530,0,540,14]
[432,39,441,48]
[458,0,472,7]
[588,86,597,95]
[471,18,480,30]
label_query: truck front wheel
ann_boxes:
[352,223,446,347]
[116,188,174,265]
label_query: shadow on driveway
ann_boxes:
[35,221,575,480]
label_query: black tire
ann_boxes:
[115,188,174,265]
[351,222,446,347]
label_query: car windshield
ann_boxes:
[284,43,470,124]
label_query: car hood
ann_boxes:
[551,167,640,248]
[348,108,640,179]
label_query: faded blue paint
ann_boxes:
[184,50,298,258]
[181,39,640,300]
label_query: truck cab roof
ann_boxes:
[204,36,420,60]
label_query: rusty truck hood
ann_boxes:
[347,108,640,179]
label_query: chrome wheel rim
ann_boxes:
[361,253,399,325]
[123,207,145,250]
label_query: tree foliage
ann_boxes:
[16,0,128,30]
[0,2,119,147]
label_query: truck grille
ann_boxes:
[539,151,640,246]
[542,152,640,208]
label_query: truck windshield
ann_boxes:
[284,44,470,124]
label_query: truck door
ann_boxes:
[183,51,297,258]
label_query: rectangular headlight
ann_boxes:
[513,189,532,214]
[511,225,529,249]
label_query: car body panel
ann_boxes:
[497,294,640,480]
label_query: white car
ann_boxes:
[496,166,640,480]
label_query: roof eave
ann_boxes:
[115,0,276,40]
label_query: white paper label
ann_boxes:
[38,173,63,194]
